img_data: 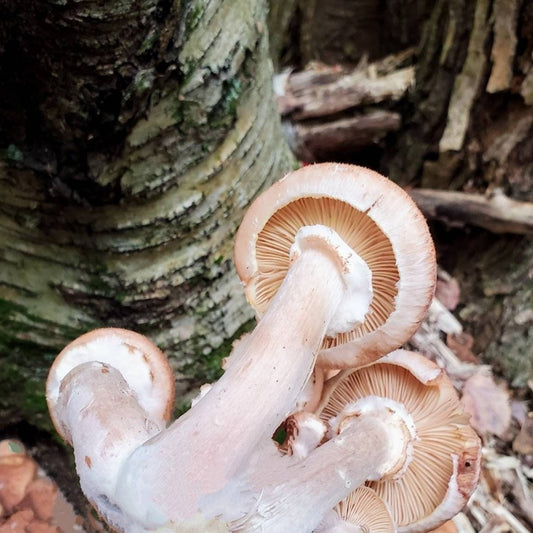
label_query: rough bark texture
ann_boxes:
[386,0,533,387]
[0,0,294,427]
[269,0,432,68]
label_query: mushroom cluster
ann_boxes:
[45,164,481,533]
[0,440,60,532]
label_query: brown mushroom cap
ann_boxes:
[46,328,175,441]
[0,440,37,515]
[234,163,436,369]
[333,486,395,533]
[316,349,481,533]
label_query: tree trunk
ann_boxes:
[387,0,533,387]
[0,0,294,426]
[269,0,432,68]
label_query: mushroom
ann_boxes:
[295,366,326,413]
[47,164,442,531]
[315,349,482,533]
[234,163,436,369]
[104,164,435,522]
[45,328,175,530]
[0,440,37,514]
[314,486,395,533]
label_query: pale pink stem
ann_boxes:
[213,415,396,532]
[117,244,356,523]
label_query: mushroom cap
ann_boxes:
[0,451,38,512]
[234,163,436,369]
[316,349,481,533]
[328,486,395,533]
[46,328,175,441]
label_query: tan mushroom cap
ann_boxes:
[0,447,38,513]
[234,163,436,369]
[333,486,395,533]
[316,349,481,533]
[46,328,175,441]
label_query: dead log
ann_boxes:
[275,50,414,161]
[282,110,401,162]
[409,188,533,235]
[276,63,414,120]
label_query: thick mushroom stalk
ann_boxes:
[56,362,164,530]
[115,224,372,524]
[224,412,411,532]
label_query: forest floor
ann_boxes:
[409,273,533,533]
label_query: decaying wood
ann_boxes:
[275,50,414,161]
[411,298,479,382]
[438,0,491,153]
[486,0,520,93]
[276,62,414,120]
[283,110,401,162]
[409,188,533,235]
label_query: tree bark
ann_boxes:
[268,0,432,68]
[0,0,294,425]
[386,0,533,387]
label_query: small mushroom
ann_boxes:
[0,509,34,531]
[314,486,395,533]
[21,478,58,522]
[0,441,37,514]
[316,349,482,533]
[45,328,175,530]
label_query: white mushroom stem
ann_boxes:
[115,225,373,524]
[55,362,164,531]
[205,413,407,532]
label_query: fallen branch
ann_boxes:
[409,188,533,235]
[282,110,401,162]
[274,50,415,161]
[277,65,414,120]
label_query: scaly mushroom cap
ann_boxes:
[46,328,175,441]
[317,349,481,533]
[316,486,395,533]
[234,163,436,369]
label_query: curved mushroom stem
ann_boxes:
[55,362,165,531]
[203,413,403,532]
[115,226,373,524]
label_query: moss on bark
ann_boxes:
[0,0,294,428]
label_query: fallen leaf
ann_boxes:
[461,370,511,438]
[446,332,479,363]
[513,414,533,455]
[435,277,461,310]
